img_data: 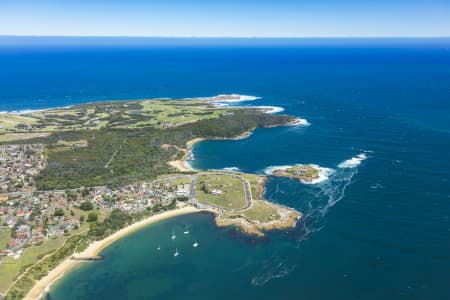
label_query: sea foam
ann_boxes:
[302,165,334,185]
[0,106,73,115]
[222,167,241,172]
[289,118,310,126]
[338,153,368,169]
[251,106,285,114]
[213,94,261,103]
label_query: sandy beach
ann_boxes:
[24,206,201,300]
[168,138,204,172]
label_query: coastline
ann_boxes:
[17,100,305,299]
[24,206,202,300]
[168,131,253,173]
[168,137,204,172]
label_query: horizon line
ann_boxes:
[1,35,450,39]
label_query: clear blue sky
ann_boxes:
[1,0,449,37]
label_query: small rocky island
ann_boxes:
[271,164,320,182]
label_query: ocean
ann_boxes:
[1,38,449,300]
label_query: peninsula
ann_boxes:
[0,95,302,299]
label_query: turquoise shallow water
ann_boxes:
[1,38,449,299]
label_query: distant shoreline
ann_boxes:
[24,206,202,300]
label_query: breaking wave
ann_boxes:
[222,166,241,172]
[294,154,369,242]
[264,153,369,248]
[263,164,333,185]
[251,105,285,114]
[212,94,261,104]
[289,118,310,126]
[0,105,73,115]
[338,153,367,169]
[302,165,334,185]
[263,165,293,175]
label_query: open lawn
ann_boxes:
[231,200,281,223]
[0,235,66,293]
[0,221,90,293]
[196,174,247,209]
[166,177,192,186]
[0,98,229,135]
[0,227,11,250]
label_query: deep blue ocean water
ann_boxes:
[1,38,449,299]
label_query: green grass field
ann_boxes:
[240,200,281,222]
[0,227,11,250]
[0,236,66,293]
[196,174,247,209]
[0,98,229,135]
[0,221,90,293]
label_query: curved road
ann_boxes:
[191,172,253,211]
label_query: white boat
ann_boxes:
[183,230,190,235]
[171,233,176,240]
[174,248,179,257]
[193,242,199,248]
[157,245,161,251]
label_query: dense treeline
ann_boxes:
[28,109,294,190]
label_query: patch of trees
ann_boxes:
[30,108,294,190]
[86,212,98,222]
[54,208,64,217]
[79,201,94,211]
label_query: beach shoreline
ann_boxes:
[168,137,204,172]
[24,206,202,300]
[168,131,254,173]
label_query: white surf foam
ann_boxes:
[212,94,261,103]
[222,167,241,172]
[0,106,74,115]
[338,153,368,169]
[263,165,293,175]
[264,164,333,185]
[300,165,335,185]
[250,105,285,114]
[289,117,310,126]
